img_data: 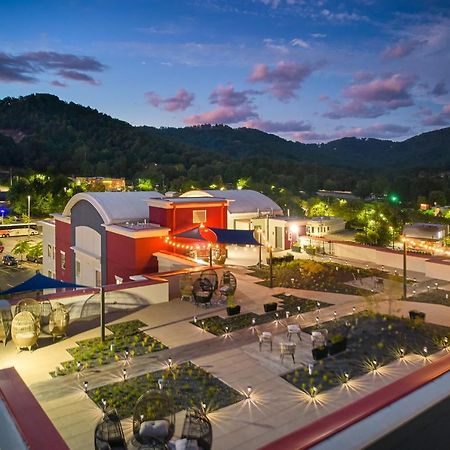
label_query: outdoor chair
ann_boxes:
[286,324,302,342]
[11,311,39,351]
[280,342,296,363]
[181,408,213,450]
[132,390,175,447]
[49,304,70,341]
[199,269,218,292]
[257,330,273,351]
[94,408,127,450]
[0,300,12,346]
[39,300,53,326]
[219,271,237,303]
[193,278,213,307]
[311,329,328,349]
[15,298,42,324]
[179,273,194,302]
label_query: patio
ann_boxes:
[0,266,449,450]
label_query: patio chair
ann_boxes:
[11,311,39,351]
[179,273,194,302]
[49,304,70,341]
[193,278,213,307]
[200,269,218,292]
[257,330,273,351]
[15,298,42,323]
[181,408,213,450]
[286,324,302,342]
[132,390,175,447]
[219,271,237,303]
[280,342,296,363]
[94,408,127,450]
[39,300,53,326]
[0,301,12,346]
[311,329,328,349]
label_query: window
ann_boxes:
[76,260,81,277]
[193,210,206,223]
[95,270,102,287]
[60,251,66,270]
[47,244,52,257]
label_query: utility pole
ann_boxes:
[403,240,407,299]
[100,286,106,341]
[269,245,273,288]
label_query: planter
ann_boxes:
[263,302,277,313]
[312,346,329,360]
[409,310,426,322]
[328,337,347,355]
[226,305,241,316]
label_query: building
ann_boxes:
[306,216,346,238]
[74,177,126,191]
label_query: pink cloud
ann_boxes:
[209,85,257,108]
[422,104,450,126]
[51,80,66,88]
[325,74,415,119]
[184,106,257,126]
[145,88,194,112]
[244,119,311,133]
[293,131,331,142]
[249,60,316,100]
[381,40,421,60]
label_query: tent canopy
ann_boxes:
[175,226,260,245]
[0,273,86,295]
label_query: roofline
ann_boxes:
[63,192,113,224]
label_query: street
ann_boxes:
[0,234,42,292]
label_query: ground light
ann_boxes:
[122,368,127,380]
[246,386,253,399]
[83,381,88,393]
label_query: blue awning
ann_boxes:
[0,273,86,295]
[175,227,260,245]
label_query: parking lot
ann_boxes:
[0,235,42,292]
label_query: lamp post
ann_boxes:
[402,238,407,300]
[268,245,273,288]
[0,209,4,224]
[257,228,262,268]
[27,195,31,236]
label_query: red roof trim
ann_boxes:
[0,367,69,450]
[259,353,450,450]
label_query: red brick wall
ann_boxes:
[172,205,226,233]
[55,219,73,282]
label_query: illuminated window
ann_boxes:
[60,251,66,270]
[193,210,207,223]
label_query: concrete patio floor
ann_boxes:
[1,266,449,450]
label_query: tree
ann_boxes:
[27,241,43,260]
[12,239,31,261]
[428,190,446,206]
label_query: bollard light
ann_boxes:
[158,378,164,390]
[246,386,253,399]
[400,347,405,358]
[193,316,198,324]
[83,381,88,393]
[252,317,256,326]
[123,368,127,380]
[344,372,349,383]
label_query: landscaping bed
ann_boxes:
[88,361,244,417]
[249,260,374,295]
[51,320,167,377]
[282,312,450,395]
[191,294,332,335]
[408,290,450,307]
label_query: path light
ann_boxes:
[275,312,279,322]
[372,359,378,370]
[412,290,416,296]
[297,306,301,313]
[444,337,449,347]
[123,368,127,380]
[427,285,431,292]
[101,398,107,410]
[315,317,319,326]
[246,386,253,399]
[446,294,449,300]
[316,301,321,309]
[413,277,417,283]
[366,264,369,269]
[394,270,398,276]
[225,326,229,334]
[291,278,295,286]
[168,357,173,369]
[400,347,405,358]
[77,361,81,372]
[370,289,374,294]
[311,386,318,398]
[333,310,337,320]
[308,363,313,376]
[193,316,198,324]
[201,402,207,412]
[83,381,88,393]
[286,311,290,319]
[435,282,439,290]
[252,317,256,326]
[201,320,205,329]
[423,346,428,357]
[158,378,164,390]
[124,348,129,359]
[352,306,356,315]
[381,265,384,271]
[344,372,349,383]
[335,266,339,271]
[140,414,144,421]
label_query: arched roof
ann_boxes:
[180,189,283,215]
[62,191,164,225]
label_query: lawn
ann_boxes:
[282,312,450,395]
[51,320,167,377]
[249,260,374,295]
[408,289,450,307]
[191,294,333,335]
[88,361,244,418]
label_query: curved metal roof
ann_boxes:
[180,189,282,215]
[62,191,164,225]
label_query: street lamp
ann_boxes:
[268,245,273,288]
[257,228,262,267]
[27,195,31,236]
[0,209,4,224]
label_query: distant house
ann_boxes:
[403,223,447,242]
[316,190,358,201]
[74,177,126,192]
[306,216,346,238]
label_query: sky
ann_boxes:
[0,0,449,143]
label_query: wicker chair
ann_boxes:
[132,390,175,447]
[193,278,213,307]
[181,408,213,450]
[0,301,12,346]
[219,271,237,303]
[200,269,218,292]
[15,298,42,322]
[49,304,70,341]
[40,300,53,326]
[94,408,127,450]
[179,273,194,302]
[11,311,39,351]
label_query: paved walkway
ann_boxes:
[1,267,449,450]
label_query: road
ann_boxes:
[0,234,42,292]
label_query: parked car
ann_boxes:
[26,254,43,264]
[2,255,18,266]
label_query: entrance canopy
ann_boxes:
[0,273,86,296]
[175,226,260,246]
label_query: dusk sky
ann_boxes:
[1,0,449,143]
